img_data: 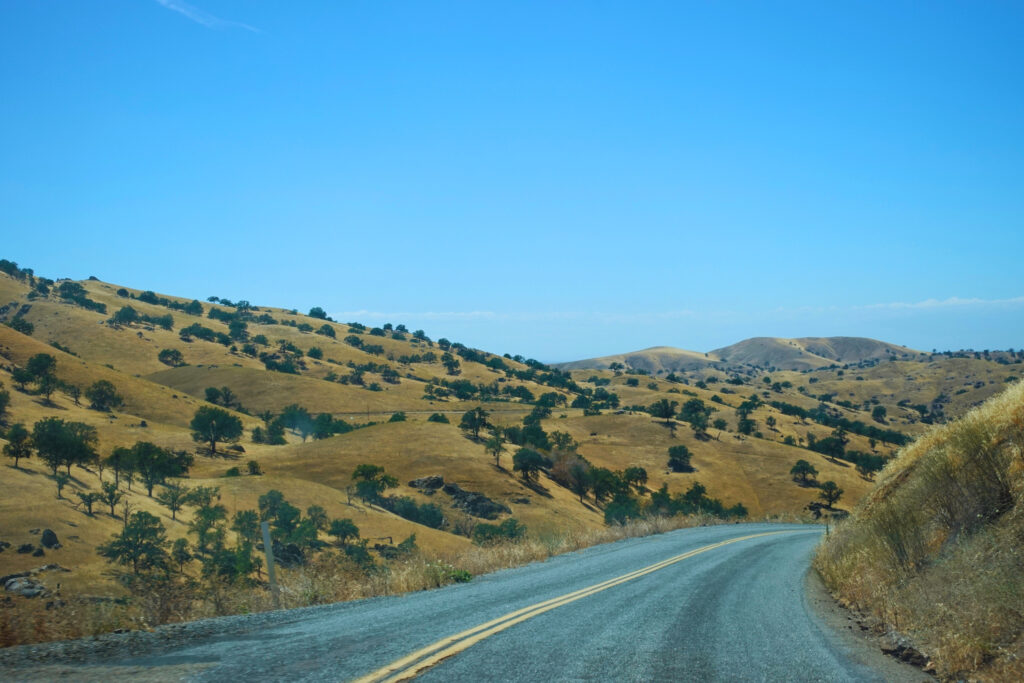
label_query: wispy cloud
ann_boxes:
[334,296,1024,326]
[856,296,1024,311]
[154,0,260,32]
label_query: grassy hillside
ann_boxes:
[555,336,923,373]
[2,258,1022,647]
[815,380,1024,680]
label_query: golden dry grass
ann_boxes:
[815,380,1024,680]
[3,271,1020,653]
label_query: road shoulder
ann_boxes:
[804,567,935,682]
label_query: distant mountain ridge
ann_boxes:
[555,336,922,373]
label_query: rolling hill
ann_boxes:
[556,336,923,373]
[1,256,1022,646]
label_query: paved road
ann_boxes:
[4,523,926,682]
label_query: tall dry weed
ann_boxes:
[815,381,1024,679]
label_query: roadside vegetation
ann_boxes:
[0,506,752,647]
[815,380,1024,680]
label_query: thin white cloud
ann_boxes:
[856,296,1024,310]
[154,0,260,32]
[334,296,1024,327]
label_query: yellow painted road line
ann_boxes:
[353,530,799,683]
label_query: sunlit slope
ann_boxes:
[711,336,920,370]
[244,420,606,536]
[0,324,245,432]
[557,336,923,373]
[816,381,1024,680]
[556,346,717,373]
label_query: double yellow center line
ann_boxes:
[353,530,796,682]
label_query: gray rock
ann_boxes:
[408,475,445,490]
[443,483,511,520]
[40,529,60,549]
[4,577,45,598]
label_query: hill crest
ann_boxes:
[556,336,923,373]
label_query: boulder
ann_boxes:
[40,529,61,549]
[408,475,445,490]
[4,577,45,598]
[443,483,511,520]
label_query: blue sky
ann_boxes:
[2,1,1022,361]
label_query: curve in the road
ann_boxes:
[356,530,797,682]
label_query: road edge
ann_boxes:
[803,566,935,682]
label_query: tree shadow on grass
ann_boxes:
[520,479,553,498]
[5,464,42,476]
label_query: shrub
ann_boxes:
[472,518,526,545]
[7,317,34,335]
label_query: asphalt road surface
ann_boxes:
[4,523,929,682]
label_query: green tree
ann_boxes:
[459,407,490,441]
[679,397,712,440]
[105,446,135,487]
[85,379,124,412]
[7,317,33,335]
[54,471,70,499]
[306,505,328,531]
[513,447,547,484]
[156,483,191,520]
[158,348,185,366]
[26,353,57,381]
[77,490,101,515]
[133,442,192,496]
[329,520,362,548]
[12,367,33,391]
[590,467,627,503]
[0,387,10,422]
[623,466,648,493]
[190,406,243,455]
[171,538,192,573]
[189,502,228,556]
[568,462,591,502]
[485,431,506,468]
[351,465,398,503]
[818,480,844,508]
[32,417,97,475]
[232,509,260,545]
[789,459,818,485]
[648,399,678,435]
[3,423,32,468]
[101,481,124,516]
[667,444,694,473]
[258,489,286,521]
[98,511,170,575]
[427,413,449,424]
[871,405,887,423]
